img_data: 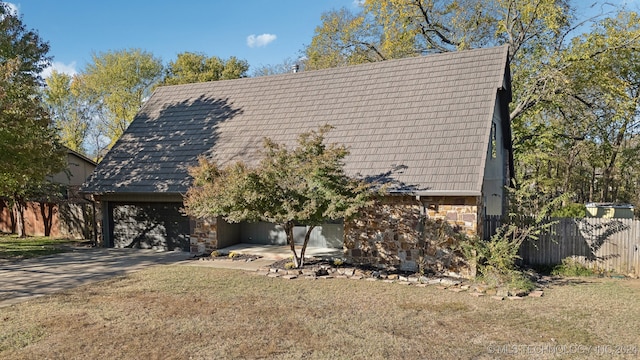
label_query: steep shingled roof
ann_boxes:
[82,45,510,196]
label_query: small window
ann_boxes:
[491,123,497,159]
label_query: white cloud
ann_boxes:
[246,33,277,48]
[1,2,19,17]
[42,61,78,78]
[5,2,18,14]
[353,0,365,6]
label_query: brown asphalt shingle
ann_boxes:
[82,45,510,196]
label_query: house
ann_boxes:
[586,203,635,219]
[0,147,97,238]
[81,46,513,271]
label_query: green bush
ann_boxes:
[551,203,586,218]
[462,229,536,292]
[552,257,594,277]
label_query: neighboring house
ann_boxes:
[81,46,513,270]
[0,147,97,238]
[586,203,635,219]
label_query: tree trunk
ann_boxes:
[15,199,26,238]
[7,201,17,234]
[299,225,316,268]
[40,202,54,237]
[284,222,301,268]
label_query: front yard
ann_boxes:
[0,235,88,260]
[1,265,639,359]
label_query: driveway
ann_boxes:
[0,248,190,308]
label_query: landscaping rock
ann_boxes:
[528,290,544,298]
[315,268,329,277]
[491,296,504,301]
[511,289,528,297]
[282,274,298,280]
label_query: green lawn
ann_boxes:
[1,265,639,359]
[0,235,83,260]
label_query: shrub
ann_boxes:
[284,262,297,269]
[228,251,241,258]
[552,257,595,277]
[551,203,586,218]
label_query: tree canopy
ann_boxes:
[79,49,164,148]
[43,71,91,154]
[184,126,374,267]
[0,3,65,236]
[161,52,249,85]
[304,0,640,213]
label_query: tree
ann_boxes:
[80,49,163,147]
[305,1,640,212]
[184,126,374,267]
[43,71,92,154]
[0,3,65,236]
[252,57,301,77]
[161,52,248,85]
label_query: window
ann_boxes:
[491,122,497,159]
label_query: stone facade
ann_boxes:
[343,195,479,277]
[189,195,481,278]
[190,217,218,254]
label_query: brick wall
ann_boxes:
[1,200,95,239]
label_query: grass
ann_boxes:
[1,266,639,359]
[0,235,83,260]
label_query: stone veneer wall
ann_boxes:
[343,195,480,276]
[190,217,217,254]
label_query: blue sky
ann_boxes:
[8,0,362,76]
[6,0,637,77]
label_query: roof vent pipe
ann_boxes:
[292,64,299,73]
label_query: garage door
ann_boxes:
[109,202,190,251]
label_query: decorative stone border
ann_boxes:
[253,265,545,300]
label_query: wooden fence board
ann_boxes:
[484,216,640,276]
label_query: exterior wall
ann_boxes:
[188,195,479,277]
[482,100,508,216]
[191,217,219,254]
[344,195,479,276]
[49,152,96,187]
[189,218,343,255]
[240,222,343,248]
[0,200,93,239]
[586,204,634,219]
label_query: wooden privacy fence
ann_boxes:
[484,216,640,276]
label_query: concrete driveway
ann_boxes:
[0,248,190,308]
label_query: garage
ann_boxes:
[107,202,190,251]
